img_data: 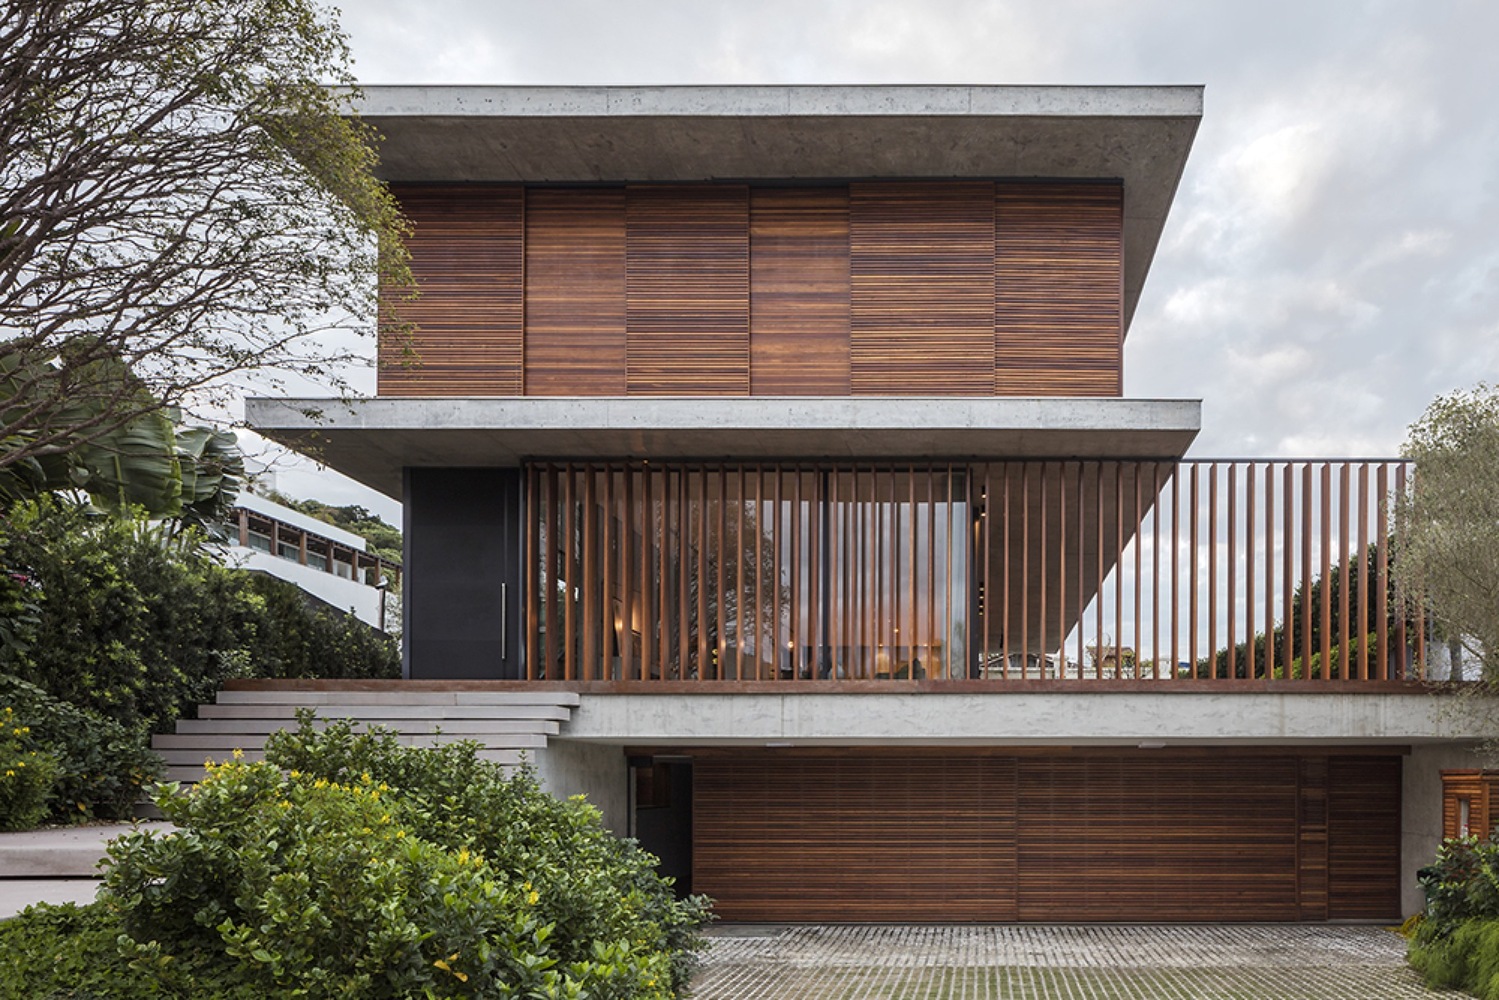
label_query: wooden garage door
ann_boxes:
[694,755,1018,922]
[692,752,1401,923]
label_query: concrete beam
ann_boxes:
[351,84,1203,332]
[246,396,1201,501]
[557,690,1499,747]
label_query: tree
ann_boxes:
[0,344,243,523]
[1395,383,1499,682]
[0,0,410,475]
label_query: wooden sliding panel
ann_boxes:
[995,183,1123,397]
[694,754,1018,922]
[849,182,996,395]
[524,189,627,395]
[749,188,851,394]
[382,186,524,396]
[626,186,750,395]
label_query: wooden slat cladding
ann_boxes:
[749,188,851,394]
[626,185,750,395]
[995,184,1123,396]
[694,755,1017,922]
[1018,756,1300,921]
[380,186,524,396]
[524,189,627,395]
[693,751,1402,923]
[849,182,996,395]
[1327,755,1402,919]
[379,182,1128,398]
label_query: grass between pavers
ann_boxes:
[693,965,1474,1000]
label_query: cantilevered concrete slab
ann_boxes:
[246,396,1201,500]
[353,84,1202,331]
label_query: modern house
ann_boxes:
[225,489,399,632]
[241,84,1494,923]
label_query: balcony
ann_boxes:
[526,459,1428,689]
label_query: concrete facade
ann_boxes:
[531,738,630,836]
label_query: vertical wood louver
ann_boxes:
[625,185,750,395]
[749,188,851,395]
[849,181,997,395]
[523,188,627,395]
[995,183,1124,396]
[380,186,525,396]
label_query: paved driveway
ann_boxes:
[692,924,1469,999]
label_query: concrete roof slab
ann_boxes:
[352,85,1201,333]
[247,396,1201,501]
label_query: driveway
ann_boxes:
[691,924,1468,999]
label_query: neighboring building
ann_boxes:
[226,489,398,631]
[246,85,1495,922]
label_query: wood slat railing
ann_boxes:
[524,459,1427,686]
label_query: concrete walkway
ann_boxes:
[693,924,1469,999]
[0,821,167,919]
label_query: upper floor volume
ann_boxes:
[355,85,1202,400]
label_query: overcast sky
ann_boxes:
[268,0,1499,518]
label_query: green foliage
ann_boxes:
[0,346,244,527]
[3,0,413,490]
[0,497,397,735]
[236,572,400,681]
[1408,837,1499,995]
[0,674,161,823]
[1410,918,1499,998]
[0,704,59,831]
[1185,543,1417,679]
[0,901,262,1000]
[1397,383,1499,682]
[84,718,709,997]
[263,490,402,568]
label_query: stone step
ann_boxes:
[156,720,559,746]
[154,733,547,765]
[197,704,571,722]
[161,748,526,783]
[216,689,581,707]
[171,718,564,736]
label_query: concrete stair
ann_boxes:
[152,687,580,784]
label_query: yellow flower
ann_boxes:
[289,769,301,779]
[395,830,406,839]
[231,747,244,760]
[527,890,540,906]
[433,952,469,981]
[4,770,13,778]
[457,848,469,865]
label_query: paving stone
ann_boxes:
[691,925,1470,1000]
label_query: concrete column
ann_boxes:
[531,740,628,836]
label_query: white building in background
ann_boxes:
[225,490,399,632]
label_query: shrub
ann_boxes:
[0,674,162,824]
[0,901,261,1000]
[0,705,59,831]
[94,717,709,997]
[0,497,397,735]
[1410,837,1499,995]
